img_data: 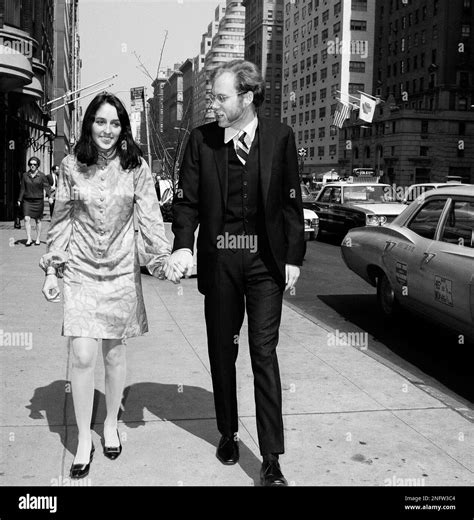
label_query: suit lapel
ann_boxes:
[258,118,274,209]
[211,126,228,211]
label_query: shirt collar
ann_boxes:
[224,115,258,144]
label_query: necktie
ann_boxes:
[236,131,249,165]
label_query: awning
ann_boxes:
[0,46,33,92]
[12,75,43,99]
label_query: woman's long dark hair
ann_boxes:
[74,92,143,170]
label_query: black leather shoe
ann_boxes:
[260,460,288,486]
[104,429,122,460]
[70,444,95,480]
[216,435,239,465]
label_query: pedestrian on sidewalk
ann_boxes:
[45,164,60,218]
[40,92,171,480]
[17,157,53,246]
[164,60,304,486]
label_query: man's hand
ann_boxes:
[48,197,54,204]
[42,275,61,302]
[163,249,194,283]
[285,264,300,291]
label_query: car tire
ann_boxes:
[376,272,400,317]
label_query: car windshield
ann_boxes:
[343,185,395,204]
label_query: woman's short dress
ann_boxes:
[40,154,171,340]
[23,198,44,219]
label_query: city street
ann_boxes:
[285,233,474,410]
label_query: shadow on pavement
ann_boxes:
[26,380,261,484]
[318,294,474,404]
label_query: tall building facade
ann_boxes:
[281,0,375,177]
[0,0,56,220]
[53,0,80,166]
[193,6,226,127]
[243,0,284,120]
[193,0,246,127]
[339,0,474,185]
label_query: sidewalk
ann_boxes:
[0,221,473,487]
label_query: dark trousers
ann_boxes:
[49,201,55,218]
[204,247,285,455]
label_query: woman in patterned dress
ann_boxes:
[40,93,171,479]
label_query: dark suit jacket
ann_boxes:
[172,117,304,295]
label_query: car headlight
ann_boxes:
[311,218,318,227]
[366,214,380,226]
[379,215,387,225]
[304,219,311,227]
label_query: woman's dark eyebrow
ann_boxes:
[95,117,121,123]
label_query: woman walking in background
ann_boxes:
[17,157,52,245]
[40,92,171,479]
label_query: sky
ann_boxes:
[78,0,221,112]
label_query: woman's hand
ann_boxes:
[42,274,61,302]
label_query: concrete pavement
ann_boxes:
[0,221,473,487]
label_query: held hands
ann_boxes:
[159,250,194,284]
[42,274,61,302]
[285,264,300,291]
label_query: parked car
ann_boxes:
[303,207,319,241]
[341,185,474,341]
[400,182,466,204]
[310,181,405,235]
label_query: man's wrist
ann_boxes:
[45,267,57,277]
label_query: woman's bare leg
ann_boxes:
[70,337,99,463]
[102,339,126,446]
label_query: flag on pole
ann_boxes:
[332,101,351,128]
[359,92,377,123]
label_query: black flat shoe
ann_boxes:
[216,435,239,465]
[25,241,32,247]
[104,429,122,460]
[70,444,95,480]
[260,460,288,487]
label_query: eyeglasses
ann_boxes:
[208,92,245,105]
[29,163,38,167]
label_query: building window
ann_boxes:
[312,92,317,102]
[311,109,316,120]
[322,10,329,23]
[349,61,365,72]
[318,127,325,138]
[321,68,328,80]
[309,147,314,157]
[313,53,318,65]
[291,115,296,124]
[421,120,428,133]
[310,128,316,139]
[349,83,365,94]
[352,0,367,11]
[333,22,341,34]
[299,113,304,123]
[321,48,328,61]
[334,2,341,15]
[305,112,310,122]
[319,106,326,118]
[461,24,471,37]
[420,146,429,156]
[330,126,337,136]
[350,20,367,31]
[306,75,311,86]
[320,88,327,100]
[322,29,329,41]
[329,145,337,156]
[318,146,324,157]
[332,62,340,75]
[312,72,317,82]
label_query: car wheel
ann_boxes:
[376,272,400,317]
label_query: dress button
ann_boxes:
[101,176,105,181]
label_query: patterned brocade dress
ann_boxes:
[40,153,171,339]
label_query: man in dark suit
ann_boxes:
[45,165,60,218]
[164,60,304,486]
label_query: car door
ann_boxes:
[314,186,332,229]
[381,197,450,310]
[420,197,474,332]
